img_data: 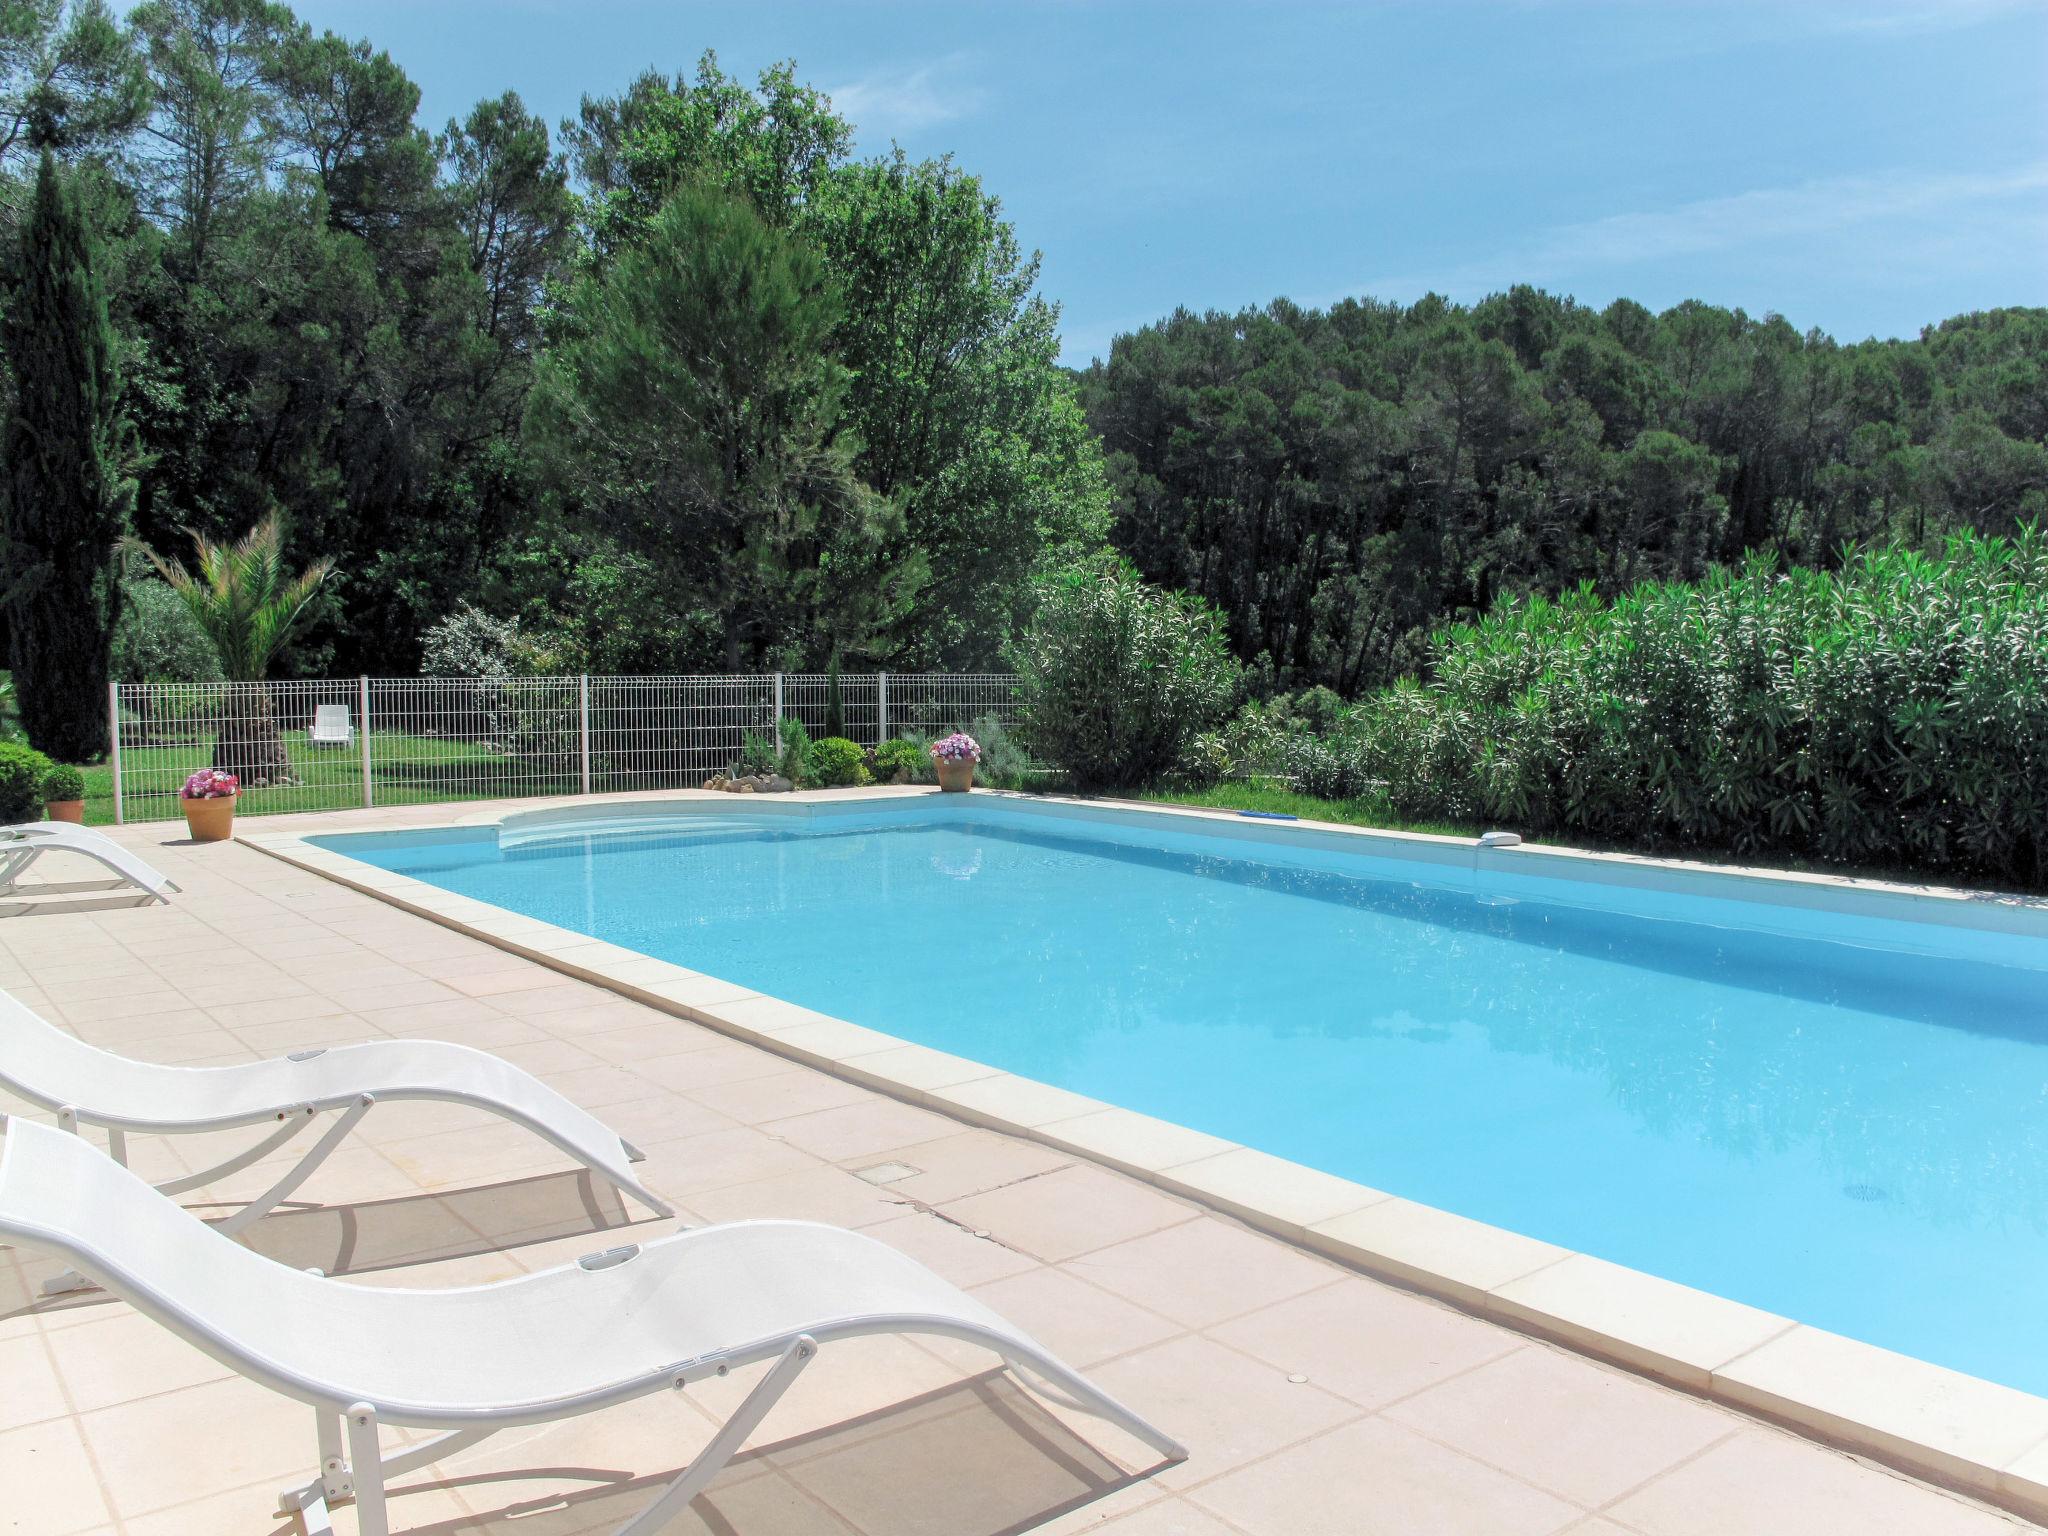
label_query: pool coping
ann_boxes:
[238,788,2048,1524]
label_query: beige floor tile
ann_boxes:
[1186,1416,1580,1536]
[940,1164,1199,1264]
[761,1097,962,1162]
[1209,1277,1523,1411]
[79,1375,311,1518]
[1092,1497,1246,1533]
[446,967,565,997]
[864,1209,1041,1287]
[0,1416,114,1534]
[0,1332,68,1424]
[42,1307,235,1414]
[575,1020,718,1065]
[849,1129,1071,1207]
[968,1265,1185,1366]
[380,1120,586,1192]
[681,1163,909,1231]
[683,1065,875,1125]
[1382,1344,1738,1507]
[583,1092,737,1148]
[1085,1335,1361,1489]
[1604,1428,2030,1536]
[1067,1217,1341,1330]
[634,1040,798,1093]
[637,1125,822,1195]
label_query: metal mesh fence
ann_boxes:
[107,673,1023,823]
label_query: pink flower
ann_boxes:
[182,769,239,800]
[930,733,982,763]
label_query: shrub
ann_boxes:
[0,742,53,823]
[873,738,925,783]
[1014,564,1241,790]
[42,764,83,802]
[966,714,1035,789]
[812,736,870,787]
[733,729,778,777]
[1348,530,2048,886]
[112,579,223,684]
[777,715,817,788]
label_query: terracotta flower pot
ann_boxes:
[936,758,975,793]
[181,793,236,843]
[43,800,84,825]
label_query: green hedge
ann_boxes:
[1341,530,2048,886]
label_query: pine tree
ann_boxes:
[2,150,135,761]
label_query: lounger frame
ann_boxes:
[0,1116,1186,1536]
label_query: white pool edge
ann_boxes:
[239,789,2048,1523]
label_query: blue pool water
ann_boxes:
[319,802,2048,1394]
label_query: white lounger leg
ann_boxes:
[213,1097,374,1238]
[613,1334,818,1536]
[346,1403,389,1536]
[154,1109,318,1195]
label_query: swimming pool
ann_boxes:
[315,798,2048,1396]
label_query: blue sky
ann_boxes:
[282,0,2046,363]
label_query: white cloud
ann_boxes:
[826,55,983,141]
[1354,161,2048,303]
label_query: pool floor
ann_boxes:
[323,807,2048,1396]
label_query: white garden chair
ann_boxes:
[0,822,177,909]
[0,1114,1186,1535]
[0,988,670,1288]
[309,703,354,746]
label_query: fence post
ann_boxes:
[108,683,124,825]
[358,677,373,808]
[772,671,784,726]
[578,675,592,795]
[876,672,888,746]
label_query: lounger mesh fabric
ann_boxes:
[0,1115,1184,1534]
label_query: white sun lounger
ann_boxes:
[0,989,671,1273]
[0,822,178,908]
[0,1115,1186,1535]
[309,703,354,746]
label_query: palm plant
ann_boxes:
[150,515,332,785]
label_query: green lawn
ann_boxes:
[1138,782,1481,840]
[75,728,578,826]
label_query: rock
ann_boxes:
[703,775,726,791]
[763,774,793,793]
[737,781,757,793]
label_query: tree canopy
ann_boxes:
[0,0,2039,771]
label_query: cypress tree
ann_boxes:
[2,151,134,761]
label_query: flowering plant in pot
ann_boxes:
[930,732,981,792]
[179,768,239,842]
[41,765,86,824]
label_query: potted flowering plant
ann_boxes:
[930,732,981,793]
[179,768,240,842]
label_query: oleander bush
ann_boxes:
[1015,563,1241,790]
[0,742,53,824]
[1342,529,2048,885]
[812,736,870,787]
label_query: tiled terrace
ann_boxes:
[0,807,2036,1535]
